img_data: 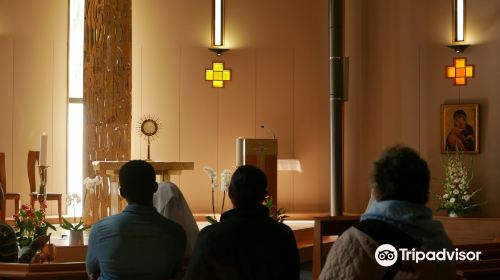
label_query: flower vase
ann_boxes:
[448,211,461,218]
[68,231,84,246]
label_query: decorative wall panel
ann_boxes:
[83,0,131,223]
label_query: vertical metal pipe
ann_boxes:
[329,0,345,216]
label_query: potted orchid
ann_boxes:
[82,176,102,222]
[61,192,90,246]
[203,166,232,224]
[203,166,288,224]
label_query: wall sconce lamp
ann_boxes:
[448,0,470,53]
[206,62,231,88]
[445,57,474,86]
[209,0,229,56]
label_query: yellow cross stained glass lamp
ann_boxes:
[445,57,474,86]
[205,62,231,88]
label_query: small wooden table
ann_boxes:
[83,161,194,225]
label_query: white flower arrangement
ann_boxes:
[436,149,485,216]
[203,166,233,224]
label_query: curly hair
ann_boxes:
[372,145,430,204]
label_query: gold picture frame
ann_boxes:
[441,103,479,154]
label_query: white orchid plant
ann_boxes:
[66,192,82,223]
[61,189,91,231]
[82,176,103,220]
[83,176,103,195]
[436,149,485,216]
[203,166,232,224]
[202,166,289,224]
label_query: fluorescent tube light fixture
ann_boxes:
[213,0,223,46]
[448,0,470,53]
[455,0,465,42]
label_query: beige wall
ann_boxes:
[0,0,68,217]
[344,0,500,217]
[132,0,330,213]
[2,0,499,218]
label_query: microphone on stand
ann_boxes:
[260,124,276,139]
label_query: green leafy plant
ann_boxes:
[265,196,289,223]
[435,149,486,216]
[60,218,91,231]
[13,203,56,248]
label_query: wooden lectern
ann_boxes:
[236,138,278,206]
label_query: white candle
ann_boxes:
[39,133,48,166]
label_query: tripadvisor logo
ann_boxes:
[375,244,482,266]
[375,244,398,267]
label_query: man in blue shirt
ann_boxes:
[86,160,186,280]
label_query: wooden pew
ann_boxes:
[0,262,86,280]
[455,242,500,260]
[435,216,500,245]
[457,259,500,270]
[456,267,500,280]
[454,242,500,279]
[312,215,360,280]
[455,242,500,252]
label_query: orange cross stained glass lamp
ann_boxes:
[205,62,231,88]
[445,57,474,86]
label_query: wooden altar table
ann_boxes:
[83,161,194,225]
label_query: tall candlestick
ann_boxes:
[39,133,47,166]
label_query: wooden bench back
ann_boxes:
[0,262,86,280]
[312,215,360,279]
[436,216,500,244]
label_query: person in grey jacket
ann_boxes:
[320,145,455,280]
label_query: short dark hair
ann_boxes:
[372,145,430,204]
[119,160,157,204]
[229,165,267,208]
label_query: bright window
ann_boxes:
[68,0,85,218]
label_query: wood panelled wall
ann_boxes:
[131,0,331,214]
[0,0,67,218]
[4,0,499,218]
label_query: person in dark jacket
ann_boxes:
[185,165,300,280]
